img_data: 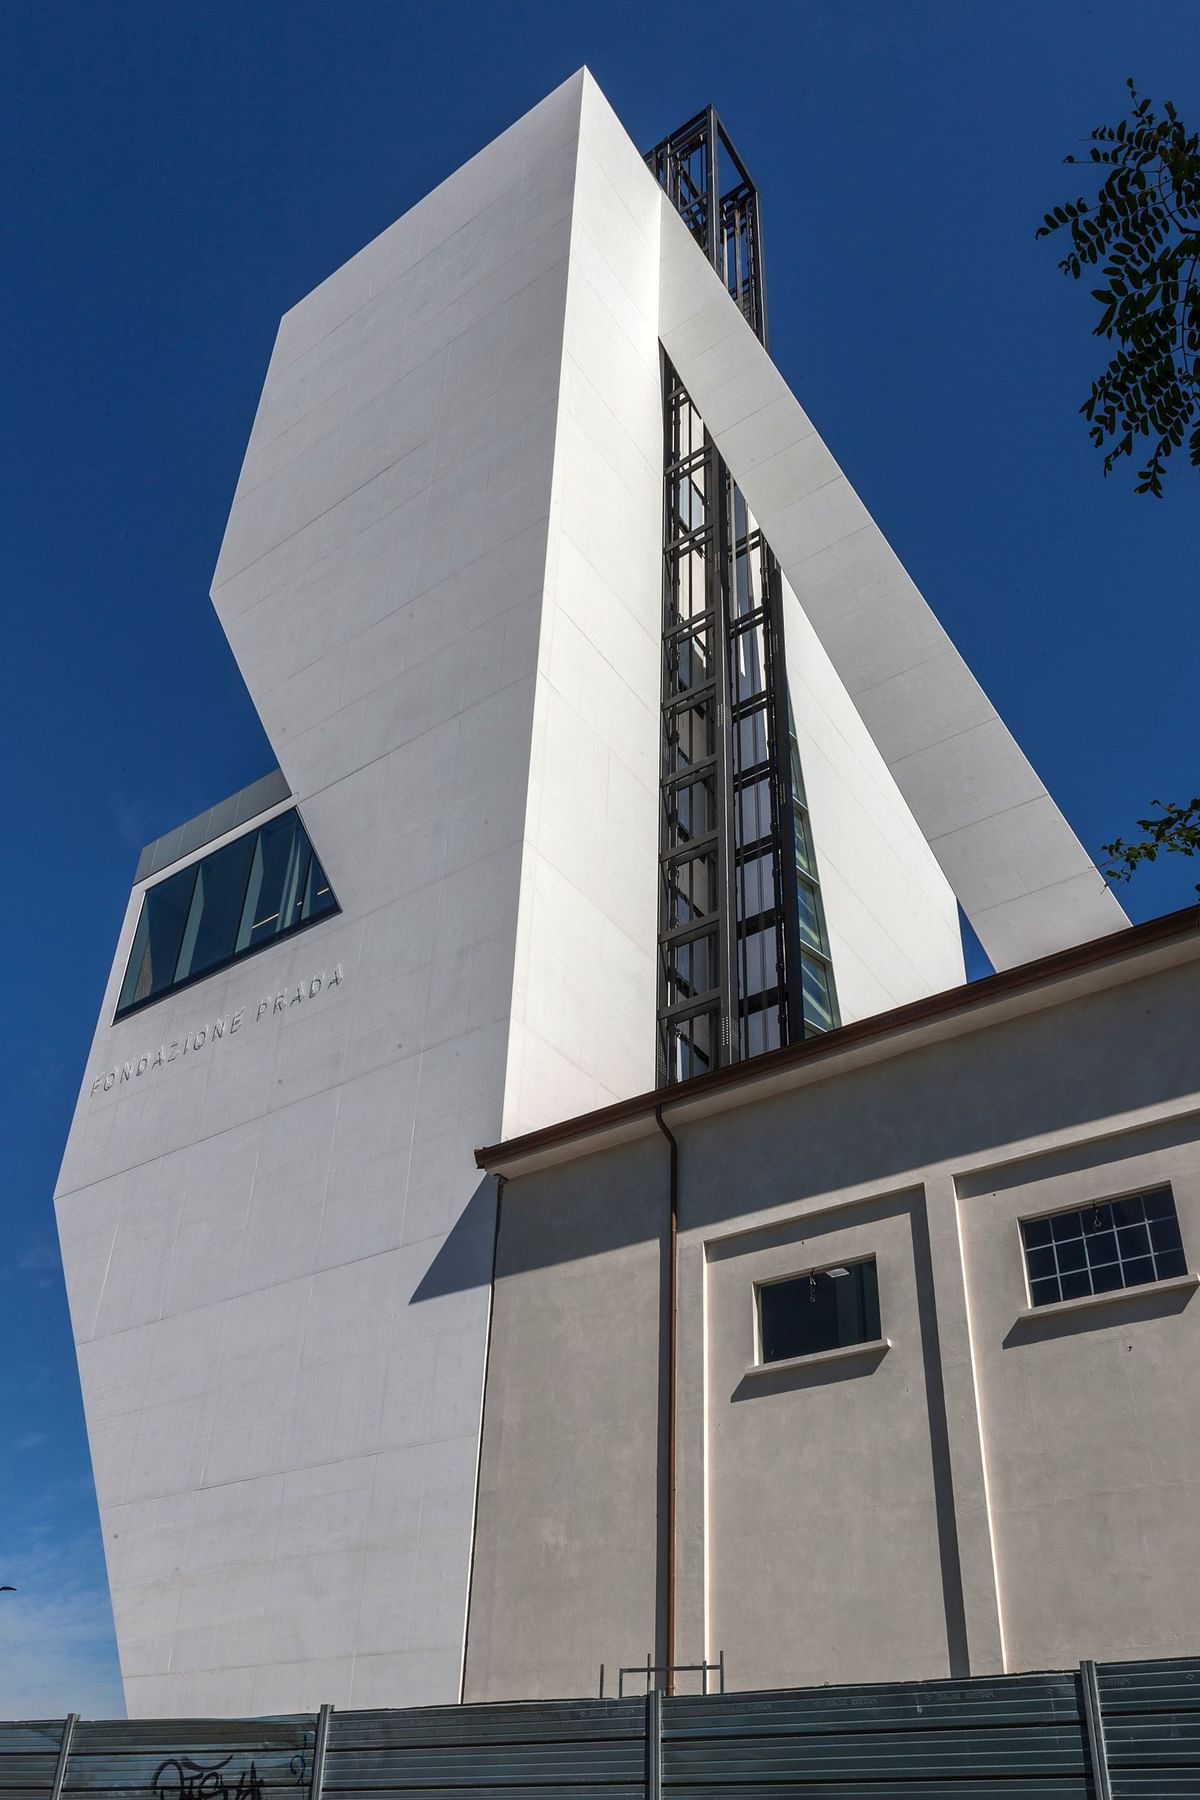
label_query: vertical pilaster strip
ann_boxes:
[309,1704,333,1800]
[929,1174,1006,1674]
[48,1713,76,1800]
[1080,1660,1113,1800]
[646,1686,662,1800]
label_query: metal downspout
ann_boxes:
[654,1104,680,1696]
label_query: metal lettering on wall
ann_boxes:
[87,965,345,1099]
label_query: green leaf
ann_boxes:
[1041,78,1200,495]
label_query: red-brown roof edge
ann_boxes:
[475,904,1200,1170]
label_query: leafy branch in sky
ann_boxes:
[1103,799,1200,898]
[1037,79,1200,496]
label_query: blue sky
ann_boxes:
[2,0,1196,1714]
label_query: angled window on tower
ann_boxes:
[116,809,339,1018]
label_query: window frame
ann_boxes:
[1017,1184,1191,1312]
[114,806,340,1023]
[752,1253,886,1370]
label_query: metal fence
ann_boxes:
[4,1655,1200,1800]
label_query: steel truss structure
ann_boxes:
[648,112,838,1083]
[645,107,768,341]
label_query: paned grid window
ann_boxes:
[1021,1188,1187,1308]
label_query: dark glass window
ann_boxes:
[742,1001,782,1059]
[796,878,824,952]
[663,931,716,1007]
[666,695,716,773]
[666,542,708,627]
[1021,1188,1187,1308]
[737,777,771,846]
[666,624,713,698]
[759,1259,882,1364]
[736,848,776,924]
[799,955,836,1032]
[664,1008,717,1081]
[116,809,338,1018]
[669,464,707,535]
[120,863,198,1011]
[665,847,720,929]
[793,804,815,877]
[731,621,766,700]
[175,832,257,983]
[734,705,769,773]
[664,773,717,849]
[739,926,775,998]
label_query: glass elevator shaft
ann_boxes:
[648,110,838,1083]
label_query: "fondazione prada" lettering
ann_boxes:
[88,964,344,1098]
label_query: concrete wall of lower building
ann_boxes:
[958,1118,1200,1670]
[467,936,1200,1697]
[463,1140,667,1702]
[702,1191,957,1690]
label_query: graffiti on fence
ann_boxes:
[152,1756,266,1800]
[289,1725,315,1787]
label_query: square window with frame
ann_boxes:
[1019,1186,1188,1308]
[756,1257,881,1365]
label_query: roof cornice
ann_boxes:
[476,906,1200,1177]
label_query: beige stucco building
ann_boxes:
[467,907,1200,1700]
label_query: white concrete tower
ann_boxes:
[53,69,1124,1718]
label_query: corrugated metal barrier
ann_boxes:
[3,1656,1199,1800]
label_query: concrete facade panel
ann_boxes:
[463,1140,667,1702]
[504,73,663,1137]
[704,1196,955,1689]
[959,1120,1200,1668]
[780,576,965,1019]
